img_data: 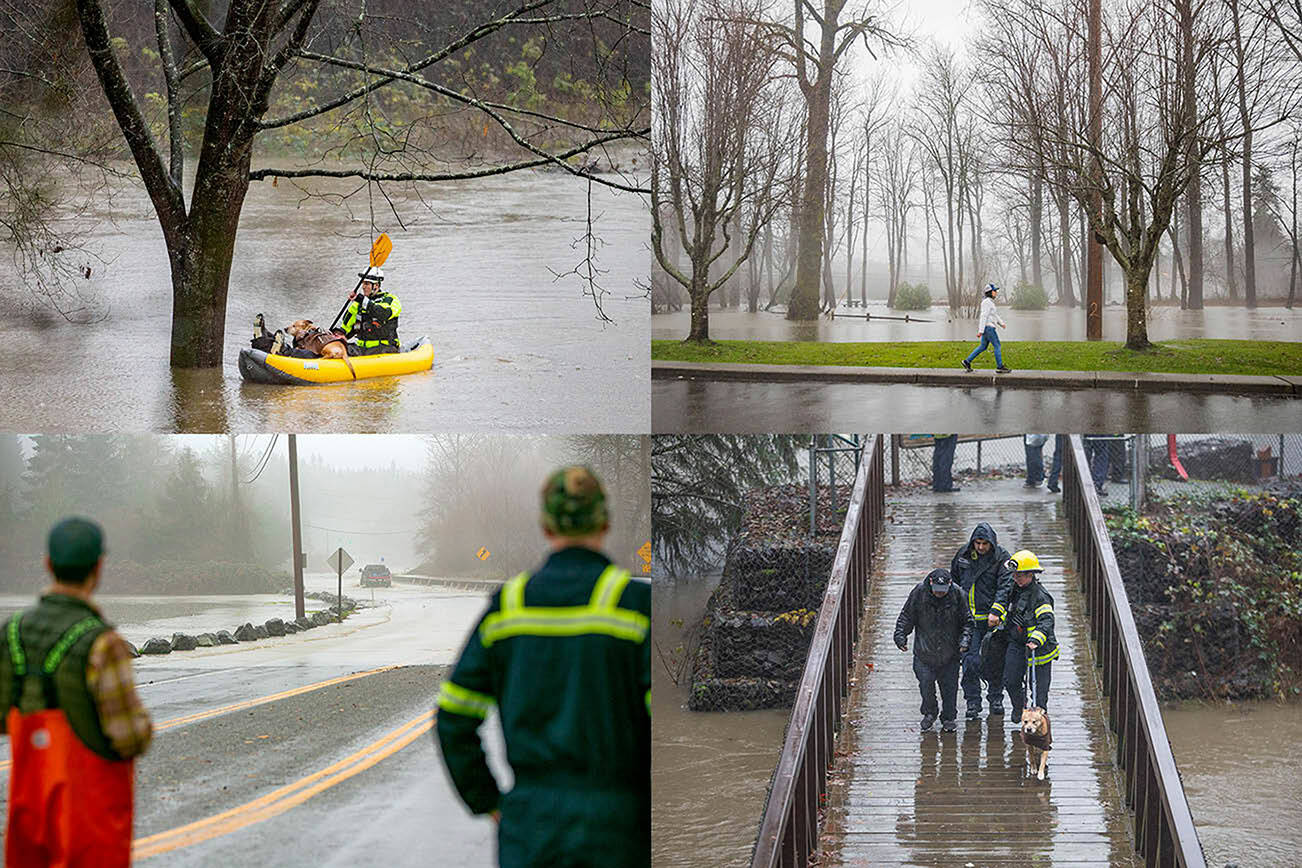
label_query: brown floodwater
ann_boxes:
[651,575,788,868]
[1162,701,1302,867]
[1,168,648,433]
[653,303,1302,343]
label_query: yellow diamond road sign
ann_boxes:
[476,547,490,561]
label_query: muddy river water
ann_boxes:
[1,168,648,433]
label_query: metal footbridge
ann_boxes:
[751,436,1205,867]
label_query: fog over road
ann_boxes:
[0,576,510,866]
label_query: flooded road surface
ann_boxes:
[0,575,508,865]
[1162,702,1302,867]
[820,483,1136,864]
[653,303,1302,343]
[1,170,648,432]
[653,379,1302,432]
[652,576,789,867]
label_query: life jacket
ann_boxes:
[5,611,134,867]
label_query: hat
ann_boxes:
[926,568,952,593]
[540,466,608,537]
[48,517,104,568]
[358,266,384,283]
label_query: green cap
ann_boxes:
[48,517,105,567]
[540,466,608,536]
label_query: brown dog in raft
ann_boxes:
[287,319,357,379]
[1020,706,1052,780]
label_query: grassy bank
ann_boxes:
[651,338,1302,376]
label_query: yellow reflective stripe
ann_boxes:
[1033,646,1059,665]
[1028,629,1047,645]
[501,572,529,613]
[968,582,977,618]
[480,609,649,647]
[436,681,494,719]
[645,689,651,716]
[590,565,631,610]
[341,301,359,331]
[1034,604,1053,618]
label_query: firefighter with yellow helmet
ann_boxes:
[991,549,1058,713]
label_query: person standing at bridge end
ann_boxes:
[435,466,650,868]
[0,517,153,867]
[894,569,973,733]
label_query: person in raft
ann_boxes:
[962,284,1012,373]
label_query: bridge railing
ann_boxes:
[1062,436,1206,868]
[751,434,885,868]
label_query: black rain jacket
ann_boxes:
[950,522,1014,621]
[894,580,974,668]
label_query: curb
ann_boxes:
[651,361,1301,397]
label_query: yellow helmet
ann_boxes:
[1009,549,1043,573]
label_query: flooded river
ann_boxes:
[1,169,648,433]
[1163,701,1302,867]
[653,303,1302,344]
[652,575,788,868]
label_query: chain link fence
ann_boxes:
[1140,434,1302,504]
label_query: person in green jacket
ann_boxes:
[435,466,650,868]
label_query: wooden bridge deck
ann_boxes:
[818,481,1137,866]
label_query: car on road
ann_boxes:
[360,564,392,588]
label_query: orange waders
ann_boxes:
[5,617,133,868]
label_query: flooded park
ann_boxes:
[0,168,649,433]
[653,303,1302,345]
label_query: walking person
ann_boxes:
[0,517,153,867]
[1024,435,1048,488]
[950,523,1014,719]
[1082,435,1113,496]
[893,569,973,733]
[961,284,1012,373]
[993,550,1058,715]
[435,466,650,868]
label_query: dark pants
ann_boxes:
[1025,442,1045,485]
[1083,437,1111,493]
[932,435,958,492]
[913,656,960,722]
[962,621,1002,708]
[1109,438,1128,482]
[1002,644,1052,712]
[1046,435,1066,490]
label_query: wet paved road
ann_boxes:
[0,582,506,866]
[818,483,1137,865]
[653,378,1302,432]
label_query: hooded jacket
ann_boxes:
[950,522,1014,621]
[893,573,974,668]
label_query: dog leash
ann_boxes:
[1025,644,1037,710]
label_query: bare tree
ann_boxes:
[68,0,647,367]
[980,0,1226,349]
[757,0,901,320]
[651,0,788,342]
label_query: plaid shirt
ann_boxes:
[86,630,153,759]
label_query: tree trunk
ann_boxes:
[686,274,711,342]
[788,22,835,321]
[1031,171,1043,290]
[1229,0,1256,307]
[1123,266,1152,349]
[1179,0,1203,309]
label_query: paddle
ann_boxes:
[330,233,393,332]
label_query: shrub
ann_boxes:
[1009,281,1049,310]
[893,282,931,311]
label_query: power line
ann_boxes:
[243,434,279,484]
[306,522,420,536]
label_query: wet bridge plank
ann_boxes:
[818,482,1137,867]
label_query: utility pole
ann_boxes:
[288,434,305,620]
[1086,0,1104,340]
